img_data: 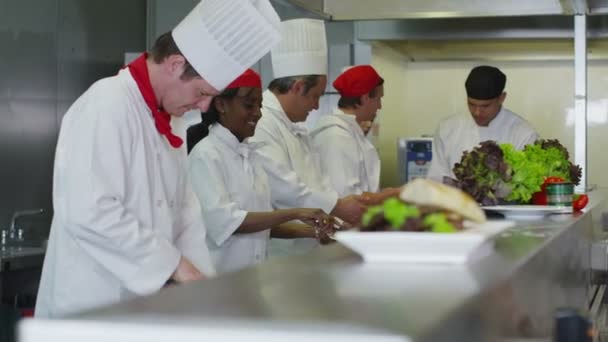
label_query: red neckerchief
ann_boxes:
[127,53,183,148]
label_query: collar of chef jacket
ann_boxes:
[262,89,309,137]
[472,106,511,143]
[209,124,265,170]
[316,110,381,192]
[467,106,508,130]
[331,110,365,137]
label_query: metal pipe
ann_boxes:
[574,15,587,193]
[8,209,45,236]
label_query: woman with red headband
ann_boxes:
[188,69,336,273]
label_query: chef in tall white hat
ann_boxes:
[36,0,281,318]
[250,18,365,256]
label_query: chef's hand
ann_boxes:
[332,195,367,225]
[359,187,402,206]
[171,257,204,283]
[293,208,331,227]
[292,208,340,239]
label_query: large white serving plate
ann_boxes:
[482,205,572,219]
[334,220,514,264]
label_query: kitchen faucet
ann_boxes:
[8,208,45,240]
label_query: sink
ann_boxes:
[0,240,47,250]
[0,244,46,272]
[1,245,45,256]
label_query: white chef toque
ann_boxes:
[172,0,281,91]
[271,18,328,79]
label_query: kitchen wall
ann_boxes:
[372,39,608,190]
[0,0,146,235]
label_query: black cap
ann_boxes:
[465,65,506,100]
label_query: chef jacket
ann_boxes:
[427,107,539,182]
[35,68,215,318]
[250,90,338,255]
[311,110,380,197]
[189,124,272,273]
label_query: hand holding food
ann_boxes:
[332,195,367,225]
[360,187,402,206]
[293,208,339,238]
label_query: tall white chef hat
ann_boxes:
[172,0,281,91]
[271,18,328,79]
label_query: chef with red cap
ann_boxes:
[36,0,281,318]
[187,69,335,273]
[311,65,385,197]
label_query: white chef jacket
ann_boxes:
[35,68,215,318]
[311,110,380,197]
[189,124,272,273]
[427,107,539,182]
[250,90,339,256]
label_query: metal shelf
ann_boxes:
[286,0,608,20]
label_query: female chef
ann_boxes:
[188,69,336,273]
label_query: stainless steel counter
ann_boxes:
[19,195,605,342]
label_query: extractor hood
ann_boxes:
[286,0,608,19]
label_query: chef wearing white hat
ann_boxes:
[35,0,281,318]
[251,18,365,256]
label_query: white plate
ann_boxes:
[334,220,514,264]
[482,205,572,219]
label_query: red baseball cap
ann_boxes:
[333,65,382,97]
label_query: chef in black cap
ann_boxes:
[427,65,539,182]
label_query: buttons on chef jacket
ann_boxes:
[156,200,163,207]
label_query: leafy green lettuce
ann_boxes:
[362,198,421,230]
[451,139,582,204]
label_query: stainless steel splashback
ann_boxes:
[0,0,146,235]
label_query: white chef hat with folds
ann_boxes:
[271,18,328,79]
[172,0,281,91]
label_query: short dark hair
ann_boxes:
[149,32,200,81]
[337,79,385,109]
[268,75,322,95]
[465,65,506,100]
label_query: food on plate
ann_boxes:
[361,179,486,233]
[449,139,582,205]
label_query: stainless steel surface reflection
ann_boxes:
[19,195,602,341]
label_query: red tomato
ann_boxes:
[573,194,589,211]
[532,191,548,205]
